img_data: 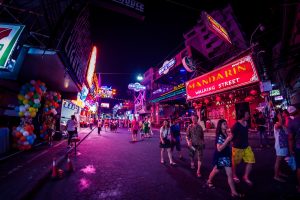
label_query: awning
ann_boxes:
[18,47,79,99]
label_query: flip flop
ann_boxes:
[233,177,240,183]
[197,172,202,178]
[207,181,215,189]
[231,193,244,198]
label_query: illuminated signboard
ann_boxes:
[101,103,110,108]
[151,83,186,103]
[86,46,97,88]
[98,86,116,98]
[274,95,283,101]
[204,12,232,44]
[80,84,89,101]
[270,89,280,97]
[128,82,146,92]
[158,58,176,75]
[0,24,25,71]
[93,73,99,92]
[186,55,259,100]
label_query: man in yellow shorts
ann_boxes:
[231,109,255,186]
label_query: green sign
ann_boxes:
[0,24,25,71]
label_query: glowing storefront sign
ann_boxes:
[0,24,25,71]
[101,103,110,108]
[186,55,259,100]
[86,46,97,88]
[270,89,280,97]
[274,95,283,101]
[158,58,176,75]
[128,82,146,92]
[204,12,232,44]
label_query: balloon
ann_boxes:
[34,99,40,104]
[25,95,30,100]
[16,127,21,131]
[19,112,24,117]
[18,95,24,101]
[23,131,29,136]
[25,111,30,117]
[25,104,30,109]
[23,99,29,105]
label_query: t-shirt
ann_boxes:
[287,116,300,149]
[215,133,231,157]
[186,124,204,146]
[67,119,77,131]
[170,124,180,137]
[160,127,170,139]
[231,121,249,149]
[132,120,139,130]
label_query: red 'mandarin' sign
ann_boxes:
[186,55,259,100]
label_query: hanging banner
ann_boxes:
[186,55,259,100]
[0,24,25,71]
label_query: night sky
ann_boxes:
[91,0,281,99]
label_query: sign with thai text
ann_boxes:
[0,24,24,71]
[204,12,232,44]
[186,55,259,100]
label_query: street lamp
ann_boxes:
[137,74,143,81]
[250,24,265,46]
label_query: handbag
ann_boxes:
[285,156,296,171]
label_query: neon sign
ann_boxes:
[128,82,146,92]
[186,55,259,100]
[158,58,176,75]
[101,103,110,108]
[204,12,232,44]
[86,46,97,88]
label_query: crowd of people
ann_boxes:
[157,105,300,197]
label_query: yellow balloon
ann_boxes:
[19,112,24,117]
[18,95,24,101]
[23,99,29,105]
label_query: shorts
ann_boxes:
[189,145,204,162]
[275,146,288,157]
[232,146,255,165]
[160,138,171,149]
[132,130,138,135]
[214,157,232,169]
[295,148,300,169]
[171,137,181,151]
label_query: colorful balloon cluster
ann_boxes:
[40,91,61,140]
[15,80,47,118]
[44,91,62,115]
[13,80,47,150]
[12,121,37,150]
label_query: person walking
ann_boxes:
[231,109,255,186]
[45,113,55,146]
[186,115,205,177]
[170,118,183,159]
[207,119,243,198]
[287,105,300,193]
[66,115,77,148]
[143,117,151,138]
[131,117,139,142]
[97,118,102,135]
[256,112,270,148]
[160,120,176,166]
[273,112,289,182]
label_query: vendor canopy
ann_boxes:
[186,54,259,100]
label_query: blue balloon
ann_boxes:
[44,108,49,112]
[15,107,19,112]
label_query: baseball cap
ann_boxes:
[287,106,297,114]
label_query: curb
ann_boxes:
[17,127,96,200]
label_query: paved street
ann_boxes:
[28,128,299,200]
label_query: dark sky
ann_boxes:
[91,0,281,99]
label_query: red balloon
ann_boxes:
[216,96,221,102]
